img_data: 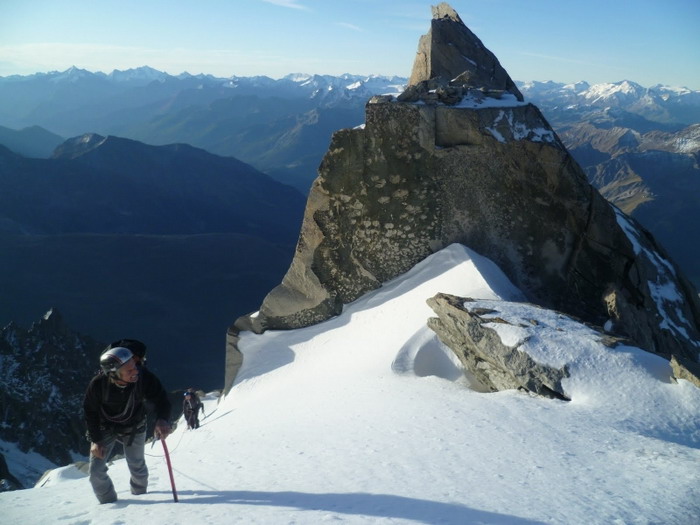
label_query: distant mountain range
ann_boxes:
[1,67,697,288]
[518,79,700,128]
[0,124,63,158]
[2,133,302,239]
[0,67,405,192]
[0,134,306,390]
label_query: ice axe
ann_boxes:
[154,435,178,502]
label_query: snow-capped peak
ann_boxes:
[285,73,313,83]
[108,66,167,83]
[582,80,645,103]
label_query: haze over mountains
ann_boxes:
[0,67,405,192]
[2,67,698,289]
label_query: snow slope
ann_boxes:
[2,244,699,524]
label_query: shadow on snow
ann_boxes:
[136,489,547,524]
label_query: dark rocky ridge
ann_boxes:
[225,3,700,392]
[0,309,103,470]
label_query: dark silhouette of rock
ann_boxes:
[0,309,104,470]
[0,453,24,491]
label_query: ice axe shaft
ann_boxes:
[161,438,178,502]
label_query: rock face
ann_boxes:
[427,293,571,399]
[226,3,700,391]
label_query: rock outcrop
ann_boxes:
[226,2,700,392]
[426,293,570,399]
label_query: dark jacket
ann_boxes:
[183,394,202,416]
[83,367,171,444]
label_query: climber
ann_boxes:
[83,346,171,504]
[183,388,204,429]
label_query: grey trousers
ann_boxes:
[89,428,148,503]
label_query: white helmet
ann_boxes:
[100,346,133,374]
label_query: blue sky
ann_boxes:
[1,0,699,88]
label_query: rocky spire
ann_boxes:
[407,2,523,101]
[225,2,700,393]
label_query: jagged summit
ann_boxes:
[405,2,523,102]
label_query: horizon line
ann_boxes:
[0,66,696,91]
